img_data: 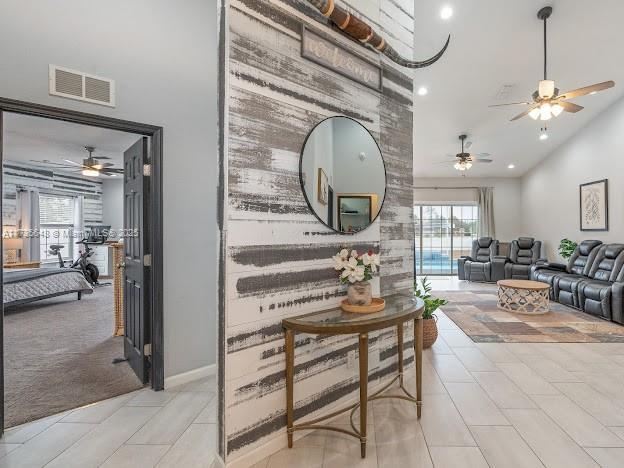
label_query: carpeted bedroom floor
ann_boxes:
[4,287,143,428]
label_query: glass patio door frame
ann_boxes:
[414,203,479,276]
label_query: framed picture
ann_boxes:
[580,179,608,231]
[317,168,328,205]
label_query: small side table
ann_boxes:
[282,294,424,458]
[497,279,551,315]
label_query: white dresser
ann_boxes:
[90,244,113,277]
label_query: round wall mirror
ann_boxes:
[299,116,386,234]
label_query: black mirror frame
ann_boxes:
[298,115,387,235]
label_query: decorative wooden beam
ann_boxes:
[306,0,450,69]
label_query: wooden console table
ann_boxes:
[282,294,424,458]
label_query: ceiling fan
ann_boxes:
[490,6,615,122]
[31,146,123,177]
[438,135,493,172]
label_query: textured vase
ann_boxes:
[347,281,372,306]
[423,316,438,349]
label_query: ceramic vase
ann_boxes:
[347,281,372,306]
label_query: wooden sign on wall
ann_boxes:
[301,25,383,92]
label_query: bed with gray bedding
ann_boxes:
[3,269,93,308]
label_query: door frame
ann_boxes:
[0,97,164,429]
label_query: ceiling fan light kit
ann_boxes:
[444,134,492,172]
[490,6,614,122]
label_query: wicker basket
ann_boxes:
[423,316,438,349]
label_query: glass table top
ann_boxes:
[283,294,424,334]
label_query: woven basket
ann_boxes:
[423,316,438,349]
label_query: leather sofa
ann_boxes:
[531,240,624,324]
[458,237,500,282]
[501,237,544,280]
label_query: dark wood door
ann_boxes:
[123,137,150,383]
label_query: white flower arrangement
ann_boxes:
[332,248,380,284]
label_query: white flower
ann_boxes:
[361,253,371,266]
[352,266,366,282]
[341,269,352,280]
[351,249,358,258]
[347,256,358,269]
[339,249,349,260]
[332,254,346,271]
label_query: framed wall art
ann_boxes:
[580,179,608,231]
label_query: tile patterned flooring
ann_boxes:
[253,278,624,467]
[6,277,624,467]
[0,376,216,467]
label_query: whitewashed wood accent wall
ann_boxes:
[2,161,104,228]
[220,0,415,462]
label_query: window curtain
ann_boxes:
[73,195,84,240]
[477,187,495,238]
[17,189,40,262]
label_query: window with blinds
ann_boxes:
[39,194,75,262]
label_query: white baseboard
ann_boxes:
[164,363,216,389]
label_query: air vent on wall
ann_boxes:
[49,65,115,107]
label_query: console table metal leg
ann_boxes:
[285,329,294,448]
[358,333,368,458]
[414,317,423,418]
[397,323,404,386]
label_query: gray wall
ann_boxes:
[0,0,218,377]
[221,0,414,462]
[522,96,624,261]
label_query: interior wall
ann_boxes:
[3,161,103,229]
[221,0,414,462]
[0,0,219,377]
[521,96,624,261]
[413,177,522,241]
[101,178,123,240]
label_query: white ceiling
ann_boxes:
[3,113,140,171]
[411,0,624,178]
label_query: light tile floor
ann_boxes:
[0,376,216,467]
[253,278,624,468]
[7,277,624,467]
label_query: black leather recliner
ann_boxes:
[458,237,500,282]
[501,237,543,280]
[577,244,624,321]
[531,241,624,324]
[531,240,602,300]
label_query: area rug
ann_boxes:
[435,290,624,344]
[4,289,143,428]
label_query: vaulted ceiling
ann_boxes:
[411,0,624,177]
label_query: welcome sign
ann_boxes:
[301,26,383,92]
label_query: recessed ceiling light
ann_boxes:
[440,6,453,20]
[417,86,428,96]
[508,164,515,169]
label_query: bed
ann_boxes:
[3,268,93,308]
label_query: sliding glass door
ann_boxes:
[414,204,479,275]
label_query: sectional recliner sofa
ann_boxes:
[531,240,624,325]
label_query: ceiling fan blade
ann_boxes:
[558,81,615,100]
[95,156,112,160]
[559,101,584,113]
[63,159,90,168]
[471,158,493,163]
[101,168,124,174]
[510,106,537,121]
[489,101,531,108]
[473,153,491,158]
[30,159,73,167]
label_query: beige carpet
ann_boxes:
[437,290,624,344]
[4,288,143,428]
